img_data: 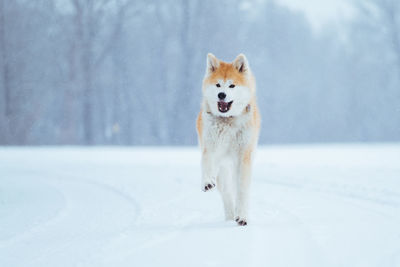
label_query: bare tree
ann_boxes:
[0,0,11,120]
[69,0,135,144]
[355,0,400,78]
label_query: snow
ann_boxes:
[1,144,400,267]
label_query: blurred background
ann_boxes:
[0,0,399,146]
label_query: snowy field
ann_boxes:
[1,144,400,267]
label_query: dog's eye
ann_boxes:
[216,83,221,87]
[229,84,235,88]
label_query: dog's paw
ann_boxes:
[202,182,216,192]
[235,217,248,226]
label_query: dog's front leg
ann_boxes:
[235,148,253,226]
[201,149,217,192]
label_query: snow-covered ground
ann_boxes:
[1,144,399,267]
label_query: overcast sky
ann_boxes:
[276,0,355,31]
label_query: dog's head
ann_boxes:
[202,53,255,117]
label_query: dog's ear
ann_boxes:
[233,54,249,73]
[206,53,219,74]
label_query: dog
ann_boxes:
[196,53,260,226]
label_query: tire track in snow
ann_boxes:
[250,183,326,266]
[0,169,142,267]
[78,189,205,267]
[0,175,68,248]
[45,171,144,266]
[254,176,400,267]
[48,169,142,223]
[258,176,400,221]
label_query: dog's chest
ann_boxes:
[204,115,251,152]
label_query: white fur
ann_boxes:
[203,80,252,118]
[200,105,254,221]
[199,53,258,225]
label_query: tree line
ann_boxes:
[0,0,399,145]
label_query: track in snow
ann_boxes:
[0,145,399,267]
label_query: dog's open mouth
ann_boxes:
[218,101,233,113]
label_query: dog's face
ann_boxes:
[202,53,254,117]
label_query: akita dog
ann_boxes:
[196,53,261,226]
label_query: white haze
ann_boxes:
[0,0,399,145]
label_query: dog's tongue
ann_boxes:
[219,101,229,110]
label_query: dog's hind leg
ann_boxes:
[217,166,235,220]
[235,148,253,226]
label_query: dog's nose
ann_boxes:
[218,92,226,100]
